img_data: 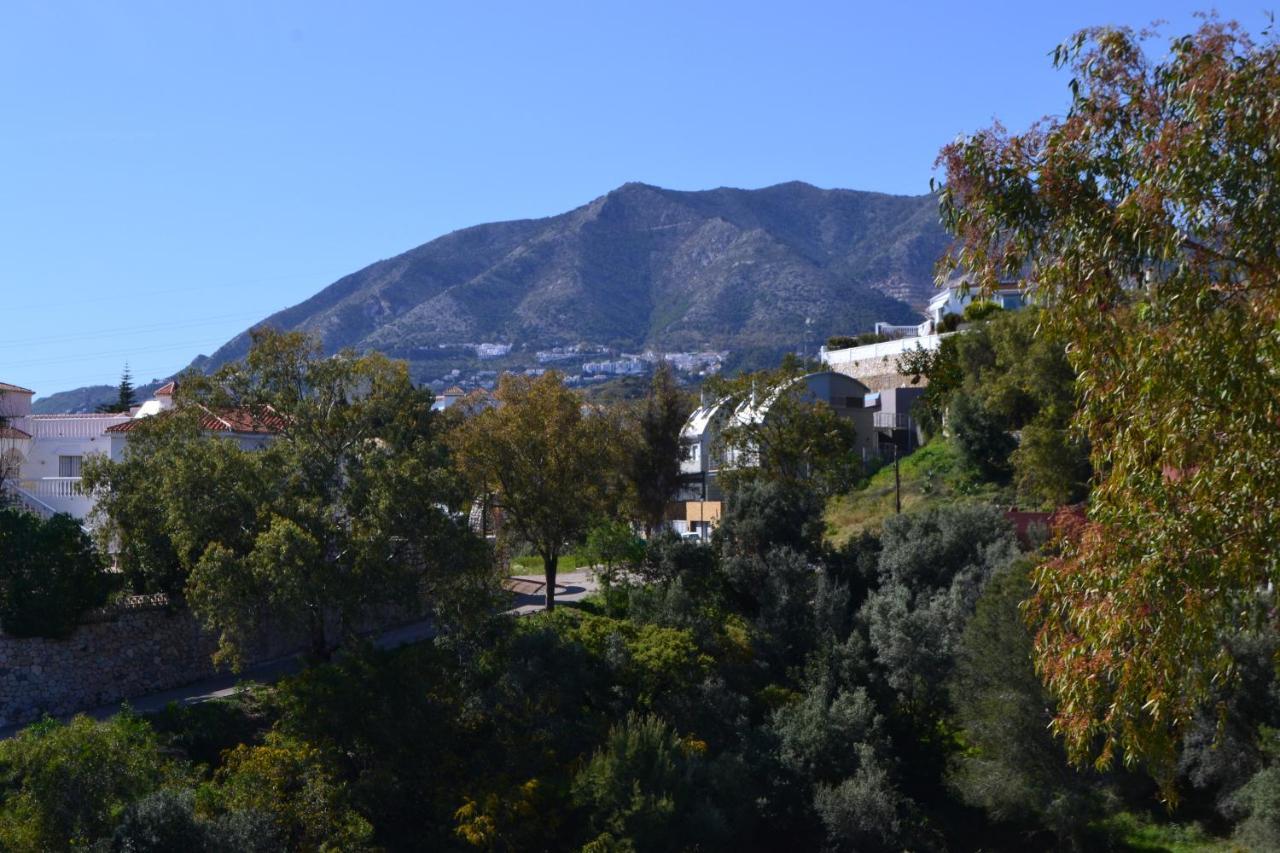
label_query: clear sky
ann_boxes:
[2,0,1269,396]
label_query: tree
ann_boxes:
[0,714,183,852]
[0,509,115,638]
[936,16,1280,782]
[899,308,1089,505]
[570,712,727,851]
[450,371,616,610]
[86,330,492,665]
[97,364,137,414]
[623,362,691,536]
[948,562,1104,849]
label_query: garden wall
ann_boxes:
[0,598,306,728]
[0,594,429,729]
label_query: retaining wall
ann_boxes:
[0,594,426,729]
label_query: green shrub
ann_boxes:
[962,300,1003,323]
[0,714,185,852]
[0,509,116,638]
[571,713,726,850]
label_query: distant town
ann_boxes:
[416,343,727,391]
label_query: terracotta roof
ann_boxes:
[154,381,176,396]
[442,386,466,396]
[0,426,31,440]
[0,382,34,394]
[106,405,285,435]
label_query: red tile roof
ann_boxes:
[0,382,34,394]
[442,386,466,396]
[154,381,176,396]
[0,426,31,440]
[106,405,285,435]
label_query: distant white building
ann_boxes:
[670,371,920,540]
[874,278,1030,339]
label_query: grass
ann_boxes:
[824,438,1012,545]
[1097,813,1241,852]
[509,553,592,576]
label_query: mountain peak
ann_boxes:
[37,182,951,410]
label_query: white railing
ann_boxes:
[19,477,84,498]
[2,483,58,519]
[821,333,949,367]
[11,415,129,439]
[874,321,933,338]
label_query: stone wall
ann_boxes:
[0,603,307,728]
[828,356,922,392]
[0,591,434,730]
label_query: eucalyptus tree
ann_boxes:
[936,16,1280,785]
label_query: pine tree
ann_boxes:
[98,365,137,413]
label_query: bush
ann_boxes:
[0,714,184,852]
[206,733,375,851]
[98,788,281,853]
[715,479,824,559]
[948,392,1015,481]
[0,509,115,638]
[571,712,726,850]
[961,300,1003,323]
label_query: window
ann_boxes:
[58,455,82,478]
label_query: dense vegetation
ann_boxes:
[4,12,1279,852]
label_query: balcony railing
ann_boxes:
[19,477,85,498]
[873,412,913,431]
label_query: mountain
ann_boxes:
[36,181,949,411]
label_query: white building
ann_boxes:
[670,371,909,540]
[0,382,128,520]
[1,380,280,523]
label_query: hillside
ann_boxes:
[39,181,949,410]
[824,439,1013,546]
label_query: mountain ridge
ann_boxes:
[36,181,948,412]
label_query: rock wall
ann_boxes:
[828,356,922,392]
[0,605,304,728]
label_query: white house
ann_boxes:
[922,279,1029,328]
[0,382,129,519]
[1,380,281,523]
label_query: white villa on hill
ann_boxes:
[0,381,280,522]
[822,279,1031,392]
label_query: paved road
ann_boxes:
[0,570,598,737]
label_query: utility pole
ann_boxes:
[894,443,901,514]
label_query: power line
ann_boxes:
[0,311,265,350]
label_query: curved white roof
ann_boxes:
[681,399,727,440]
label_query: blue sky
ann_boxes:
[2,1,1268,396]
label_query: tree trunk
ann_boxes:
[307,607,333,662]
[543,553,558,611]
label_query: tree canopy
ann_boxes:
[449,371,618,610]
[935,16,1280,783]
[85,329,493,665]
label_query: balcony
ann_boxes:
[873,411,913,431]
[17,477,94,519]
